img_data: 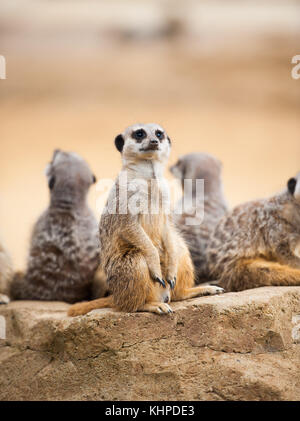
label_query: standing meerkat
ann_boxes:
[0,240,13,304]
[68,123,223,316]
[207,172,300,291]
[170,153,228,283]
[10,149,106,303]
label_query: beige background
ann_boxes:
[0,0,300,269]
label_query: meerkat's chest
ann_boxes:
[139,213,167,246]
[127,178,169,215]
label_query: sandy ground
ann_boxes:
[1,40,300,269]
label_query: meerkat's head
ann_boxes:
[114,123,171,164]
[45,149,96,204]
[170,153,223,192]
[287,172,300,201]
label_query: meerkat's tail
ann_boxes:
[67,295,114,317]
[220,258,300,291]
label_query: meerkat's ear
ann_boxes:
[115,134,124,153]
[44,163,51,177]
[288,177,297,195]
[92,174,97,184]
[52,149,61,162]
[167,136,171,145]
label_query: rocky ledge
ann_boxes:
[0,286,300,401]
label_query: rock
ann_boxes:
[0,287,300,400]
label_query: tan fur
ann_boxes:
[223,258,300,292]
[68,123,223,317]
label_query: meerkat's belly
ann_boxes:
[139,214,165,247]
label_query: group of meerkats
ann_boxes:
[1,123,300,316]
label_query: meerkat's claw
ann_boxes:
[157,303,173,314]
[167,277,176,290]
[154,277,166,288]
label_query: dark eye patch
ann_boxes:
[155,130,164,141]
[132,129,146,143]
[48,175,55,190]
[288,177,297,195]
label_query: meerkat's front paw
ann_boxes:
[0,294,10,304]
[167,276,176,290]
[153,303,173,314]
[141,302,173,314]
[205,285,225,295]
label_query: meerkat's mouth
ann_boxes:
[140,145,160,152]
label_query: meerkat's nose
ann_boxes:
[150,139,159,145]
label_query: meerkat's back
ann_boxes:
[170,153,228,283]
[10,149,104,303]
[207,173,300,291]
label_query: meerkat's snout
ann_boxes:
[149,138,159,148]
[141,138,160,152]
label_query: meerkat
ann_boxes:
[10,149,107,303]
[0,240,13,304]
[170,153,228,283]
[207,172,300,291]
[68,123,223,317]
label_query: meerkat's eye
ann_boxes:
[155,130,164,141]
[48,176,55,190]
[132,129,146,143]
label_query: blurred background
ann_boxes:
[0,0,300,269]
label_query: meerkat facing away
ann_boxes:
[0,240,13,304]
[170,153,228,283]
[68,123,223,317]
[10,149,107,303]
[207,172,300,291]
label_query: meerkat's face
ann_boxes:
[287,172,300,202]
[45,149,96,194]
[170,153,222,185]
[114,123,171,163]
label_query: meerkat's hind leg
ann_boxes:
[174,285,224,301]
[223,258,300,291]
[171,250,224,301]
[0,294,10,304]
